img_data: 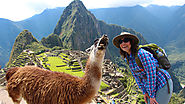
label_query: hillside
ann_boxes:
[8,30,39,66]
[0,18,22,67]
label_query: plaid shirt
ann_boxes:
[126,48,171,98]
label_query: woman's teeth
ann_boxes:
[122,46,127,48]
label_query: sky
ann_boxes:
[0,0,185,21]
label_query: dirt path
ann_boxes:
[0,87,27,104]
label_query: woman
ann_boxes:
[112,32,173,104]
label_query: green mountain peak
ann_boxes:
[8,29,38,66]
[53,0,99,50]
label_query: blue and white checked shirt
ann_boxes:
[126,48,171,98]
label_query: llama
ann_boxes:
[6,35,108,104]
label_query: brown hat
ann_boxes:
[112,32,139,48]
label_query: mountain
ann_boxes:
[0,8,64,67]
[1,4,185,67]
[41,33,63,48]
[90,5,166,45]
[145,5,179,21]
[53,0,147,57]
[8,30,39,66]
[167,4,185,48]
[53,0,101,50]
[90,4,185,49]
[0,18,22,67]
[16,7,65,40]
[6,0,147,65]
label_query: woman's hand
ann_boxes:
[144,93,150,104]
[150,98,159,104]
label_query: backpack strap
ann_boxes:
[134,48,144,72]
[125,49,144,70]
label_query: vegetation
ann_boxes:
[169,93,185,104]
[166,46,185,85]
[7,30,38,66]
[41,33,63,48]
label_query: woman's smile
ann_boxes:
[120,40,131,54]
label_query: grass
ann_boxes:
[45,56,84,77]
[100,81,109,90]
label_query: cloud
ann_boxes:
[0,0,73,21]
[0,0,185,21]
[150,0,185,6]
[0,0,36,21]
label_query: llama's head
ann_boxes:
[86,34,109,59]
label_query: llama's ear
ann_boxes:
[94,38,99,47]
[85,44,94,53]
[94,38,99,43]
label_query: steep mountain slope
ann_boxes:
[53,0,147,56]
[167,4,185,48]
[54,0,100,50]
[41,33,63,48]
[90,5,165,44]
[8,30,39,66]
[0,18,22,67]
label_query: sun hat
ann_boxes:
[112,32,139,48]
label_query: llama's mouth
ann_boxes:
[98,34,109,50]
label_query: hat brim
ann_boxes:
[113,33,139,48]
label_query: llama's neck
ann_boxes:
[82,50,105,92]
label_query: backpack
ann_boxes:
[134,43,171,70]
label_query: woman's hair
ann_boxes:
[119,39,138,58]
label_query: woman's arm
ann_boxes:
[138,49,157,98]
[130,69,147,94]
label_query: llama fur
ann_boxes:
[6,35,108,104]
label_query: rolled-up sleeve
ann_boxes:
[138,50,157,98]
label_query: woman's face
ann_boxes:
[119,38,131,54]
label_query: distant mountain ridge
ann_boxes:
[0,2,185,67]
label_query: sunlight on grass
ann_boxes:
[46,56,84,77]
[100,81,109,90]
